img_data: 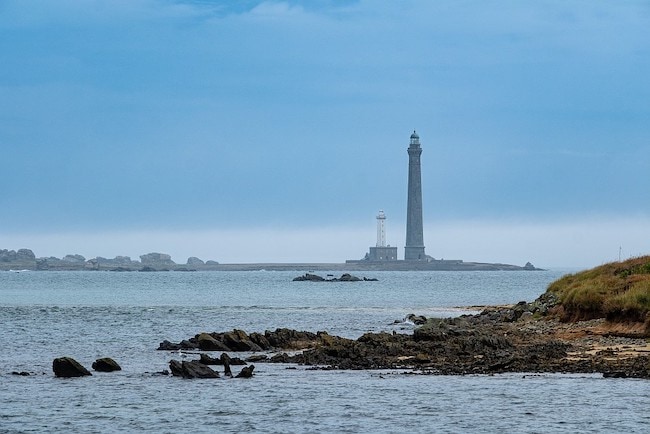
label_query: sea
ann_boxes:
[1,269,649,433]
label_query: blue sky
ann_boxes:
[1,0,649,268]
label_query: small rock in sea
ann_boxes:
[236,365,255,378]
[11,371,30,376]
[92,357,122,372]
[603,371,628,378]
[169,360,219,379]
[52,357,92,378]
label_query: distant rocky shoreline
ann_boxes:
[0,248,218,272]
[1,248,541,272]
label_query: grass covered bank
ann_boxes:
[546,256,650,334]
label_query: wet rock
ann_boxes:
[249,332,271,350]
[197,332,229,351]
[603,371,628,378]
[223,330,263,352]
[92,357,122,372]
[158,340,181,351]
[169,360,219,379]
[338,273,361,282]
[246,355,268,363]
[236,365,255,378]
[264,328,320,349]
[293,273,325,281]
[199,353,221,365]
[53,357,92,378]
[221,353,232,377]
[406,314,427,325]
[270,353,291,363]
[11,371,30,376]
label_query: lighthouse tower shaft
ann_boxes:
[376,210,386,247]
[405,131,426,261]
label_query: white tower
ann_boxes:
[376,210,387,247]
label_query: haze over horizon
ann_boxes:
[1,1,649,269]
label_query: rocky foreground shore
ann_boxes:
[158,297,650,379]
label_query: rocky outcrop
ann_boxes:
[187,257,205,266]
[0,249,37,269]
[53,357,92,377]
[140,252,176,269]
[62,254,86,263]
[293,273,325,282]
[236,365,255,378]
[169,360,220,379]
[161,300,650,378]
[92,357,122,372]
[158,328,322,352]
[292,273,377,282]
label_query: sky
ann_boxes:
[1,0,649,268]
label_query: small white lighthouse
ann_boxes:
[376,210,387,247]
[366,210,397,261]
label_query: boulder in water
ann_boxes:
[92,357,122,372]
[236,365,255,378]
[53,357,92,378]
[169,360,219,379]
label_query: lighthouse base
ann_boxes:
[367,246,398,261]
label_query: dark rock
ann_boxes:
[293,273,325,282]
[270,353,291,363]
[222,330,263,352]
[158,340,182,351]
[264,328,320,349]
[53,357,92,378]
[11,371,30,376]
[406,313,428,325]
[246,355,268,362]
[92,357,121,372]
[169,360,219,379]
[197,332,229,351]
[199,353,221,365]
[603,371,628,378]
[338,273,361,282]
[249,332,272,350]
[221,353,232,377]
[180,339,199,350]
[236,365,255,378]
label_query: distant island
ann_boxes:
[0,249,218,272]
[0,248,541,272]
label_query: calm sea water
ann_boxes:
[1,270,649,433]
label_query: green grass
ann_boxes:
[546,256,650,323]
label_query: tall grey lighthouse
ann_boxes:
[404,130,426,261]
